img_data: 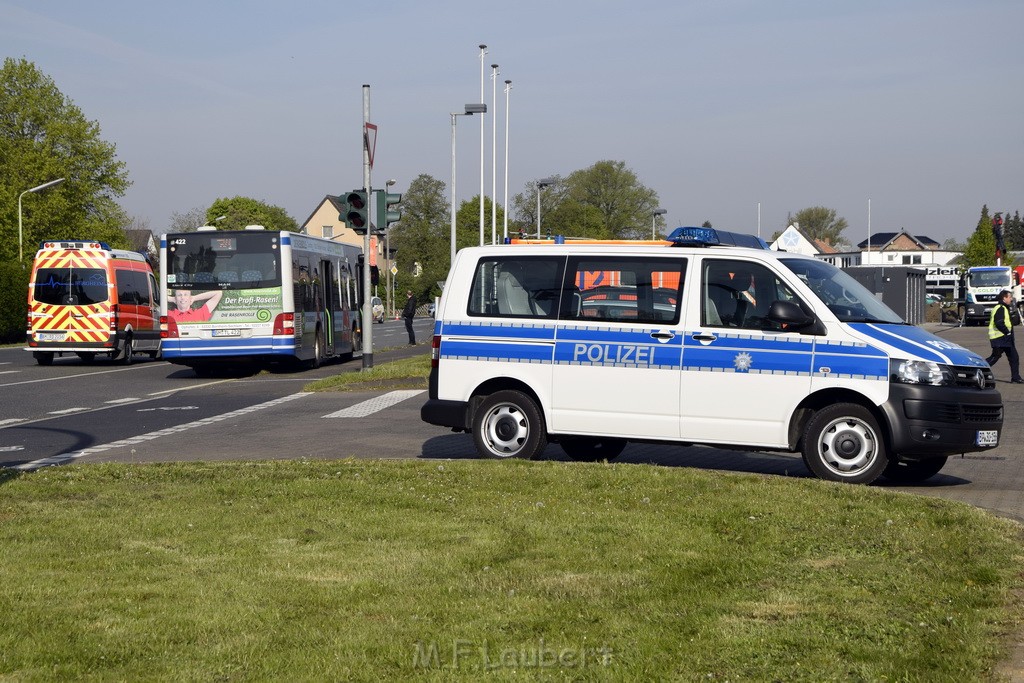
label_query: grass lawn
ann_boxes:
[0,459,1021,681]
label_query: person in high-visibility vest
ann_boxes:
[985,289,1023,384]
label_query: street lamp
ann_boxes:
[503,79,512,242]
[19,177,65,261]
[651,208,667,240]
[535,177,556,239]
[490,63,499,246]
[451,104,486,267]
[478,44,487,247]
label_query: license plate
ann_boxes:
[36,332,65,341]
[213,329,241,337]
[976,430,998,447]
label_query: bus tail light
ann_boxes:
[273,312,295,336]
[160,315,179,339]
[431,334,441,368]
[109,304,119,331]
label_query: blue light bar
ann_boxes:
[666,226,768,250]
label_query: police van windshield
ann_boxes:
[779,258,904,324]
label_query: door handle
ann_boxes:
[650,331,675,341]
[691,333,717,342]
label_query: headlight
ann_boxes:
[892,359,954,386]
[966,293,975,303]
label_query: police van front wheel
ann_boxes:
[473,390,547,460]
[801,403,888,484]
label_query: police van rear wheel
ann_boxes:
[560,437,627,462]
[801,403,888,484]
[473,390,547,460]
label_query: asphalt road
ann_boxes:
[2,319,1022,524]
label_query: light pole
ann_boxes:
[651,208,667,240]
[503,79,512,242]
[490,64,500,245]
[19,177,65,261]
[478,44,487,247]
[451,104,486,267]
[535,177,556,239]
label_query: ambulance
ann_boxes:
[421,228,1003,485]
[26,240,162,365]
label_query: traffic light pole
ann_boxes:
[361,84,373,370]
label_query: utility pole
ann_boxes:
[361,85,373,370]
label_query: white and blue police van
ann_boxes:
[421,228,1003,484]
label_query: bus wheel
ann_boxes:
[76,352,96,363]
[34,352,54,366]
[310,330,323,369]
[801,403,887,484]
[883,456,947,484]
[472,390,547,460]
[117,336,134,365]
[560,437,626,462]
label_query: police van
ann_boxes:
[420,228,1003,485]
[26,240,161,365]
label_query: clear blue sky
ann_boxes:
[3,0,1022,244]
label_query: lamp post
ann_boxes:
[651,208,667,240]
[535,177,556,239]
[19,177,65,261]
[503,79,512,242]
[490,63,499,246]
[451,104,486,267]
[478,44,487,247]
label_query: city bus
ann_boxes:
[159,227,363,373]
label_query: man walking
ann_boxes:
[985,288,1023,384]
[402,290,417,345]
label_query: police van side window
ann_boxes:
[468,257,565,319]
[702,259,802,331]
[564,256,685,325]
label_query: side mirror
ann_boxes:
[767,299,816,330]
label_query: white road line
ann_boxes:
[12,392,313,471]
[322,390,425,418]
[0,370,20,376]
[105,398,140,404]
[0,363,163,388]
[0,419,25,427]
[48,407,89,415]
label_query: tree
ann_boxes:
[0,57,132,260]
[205,196,298,232]
[168,206,210,233]
[785,207,849,246]
[387,174,451,303]
[565,161,660,239]
[961,205,997,269]
[455,194,505,250]
[1005,210,1024,252]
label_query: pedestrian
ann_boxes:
[402,290,417,345]
[985,288,1023,384]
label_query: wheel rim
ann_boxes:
[482,403,529,457]
[817,416,878,476]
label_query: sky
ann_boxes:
[3,0,1022,245]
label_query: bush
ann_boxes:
[0,261,30,343]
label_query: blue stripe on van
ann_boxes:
[848,323,988,367]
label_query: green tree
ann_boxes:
[0,57,131,261]
[1004,210,1024,252]
[454,195,505,250]
[961,205,998,268]
[388,174,451,303]
[206,196,298,232]
[785,207,848,246]
[168,207,209,233]
[565,161,660,239]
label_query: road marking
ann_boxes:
[137,406,199,412]
[0,446,25,452]
[11,392,313,471]
[48,407,89,415]
[0,371,20,376]
[105,398,140,404]
[322,390,425,418]
[0,419,25,427]
[0,363,164,388]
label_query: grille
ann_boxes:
[963,405,1003,424]
[951,365,996,389]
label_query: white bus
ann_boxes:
[159,227,363,374]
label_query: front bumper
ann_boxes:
[880,383,1003,457]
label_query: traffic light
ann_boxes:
[376,190,402,231]
[341,190,369,234]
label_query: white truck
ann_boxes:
[961,265,1024,326]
